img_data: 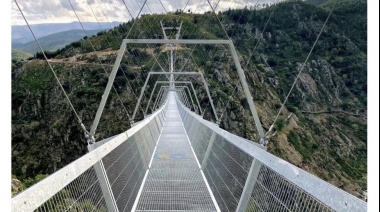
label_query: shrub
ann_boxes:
[274,117,285,131]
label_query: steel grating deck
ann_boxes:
[134,93,219,211]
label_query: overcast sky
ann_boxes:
[12,0,277,25]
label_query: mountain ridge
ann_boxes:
[12,29,106,54]
[12,21,123,40]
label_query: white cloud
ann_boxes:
[12,0,278,25]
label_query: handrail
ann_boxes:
[11,96,367,212]
[11,104,168,212]
[176,98,367,212]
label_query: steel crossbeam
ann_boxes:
[131,72,218,124]
[145,81,202,115]
[90,38,265,143]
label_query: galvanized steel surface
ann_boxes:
[135,93,219,211]
[11,106,167,212]
[177,99,367,212]
[11,92,366,212]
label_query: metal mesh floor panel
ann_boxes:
[136,95,217,211]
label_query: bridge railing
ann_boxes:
[176,98,367,212]
[11,103,168,212]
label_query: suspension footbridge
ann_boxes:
[11,86,367,211]
[11,0,368,211]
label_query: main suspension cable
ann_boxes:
[126,0,148,39]
[244,0,280,69]
[67,0,132,122]
[13,0,92,138]
[266,0,338,137]
[206,0,230,40]
[87,0,138,99]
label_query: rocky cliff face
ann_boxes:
[12,0,367,199]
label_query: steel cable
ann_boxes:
[267,0,338,137]
[13,0,92,139]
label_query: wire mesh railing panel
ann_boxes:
[100,125,158,211]
[203,164,234,212]
[102,136,137,183]
[187,116,198,140]
[35,167,107,212]
[191,124,214,163]
[202,134,254,212]
[12,105,167,212]
[149,117,161,146]
[155,114,163,129]
[104,141,143,206]
[178,103,214,164]
[149,118,161,141]
[247,165,334,212]
[180,109,191,134]
[176,99,367,212]
[211,134,254,185]
[115,158,146,212]
[136,129,155,162]
[158,112,165,126]
[183,113,193,132]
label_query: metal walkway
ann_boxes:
[11,92,367,212]
[134,93,219,211]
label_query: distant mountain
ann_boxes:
[12,21,122,41]
[12,29,105,54]
[12,37,35,45]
